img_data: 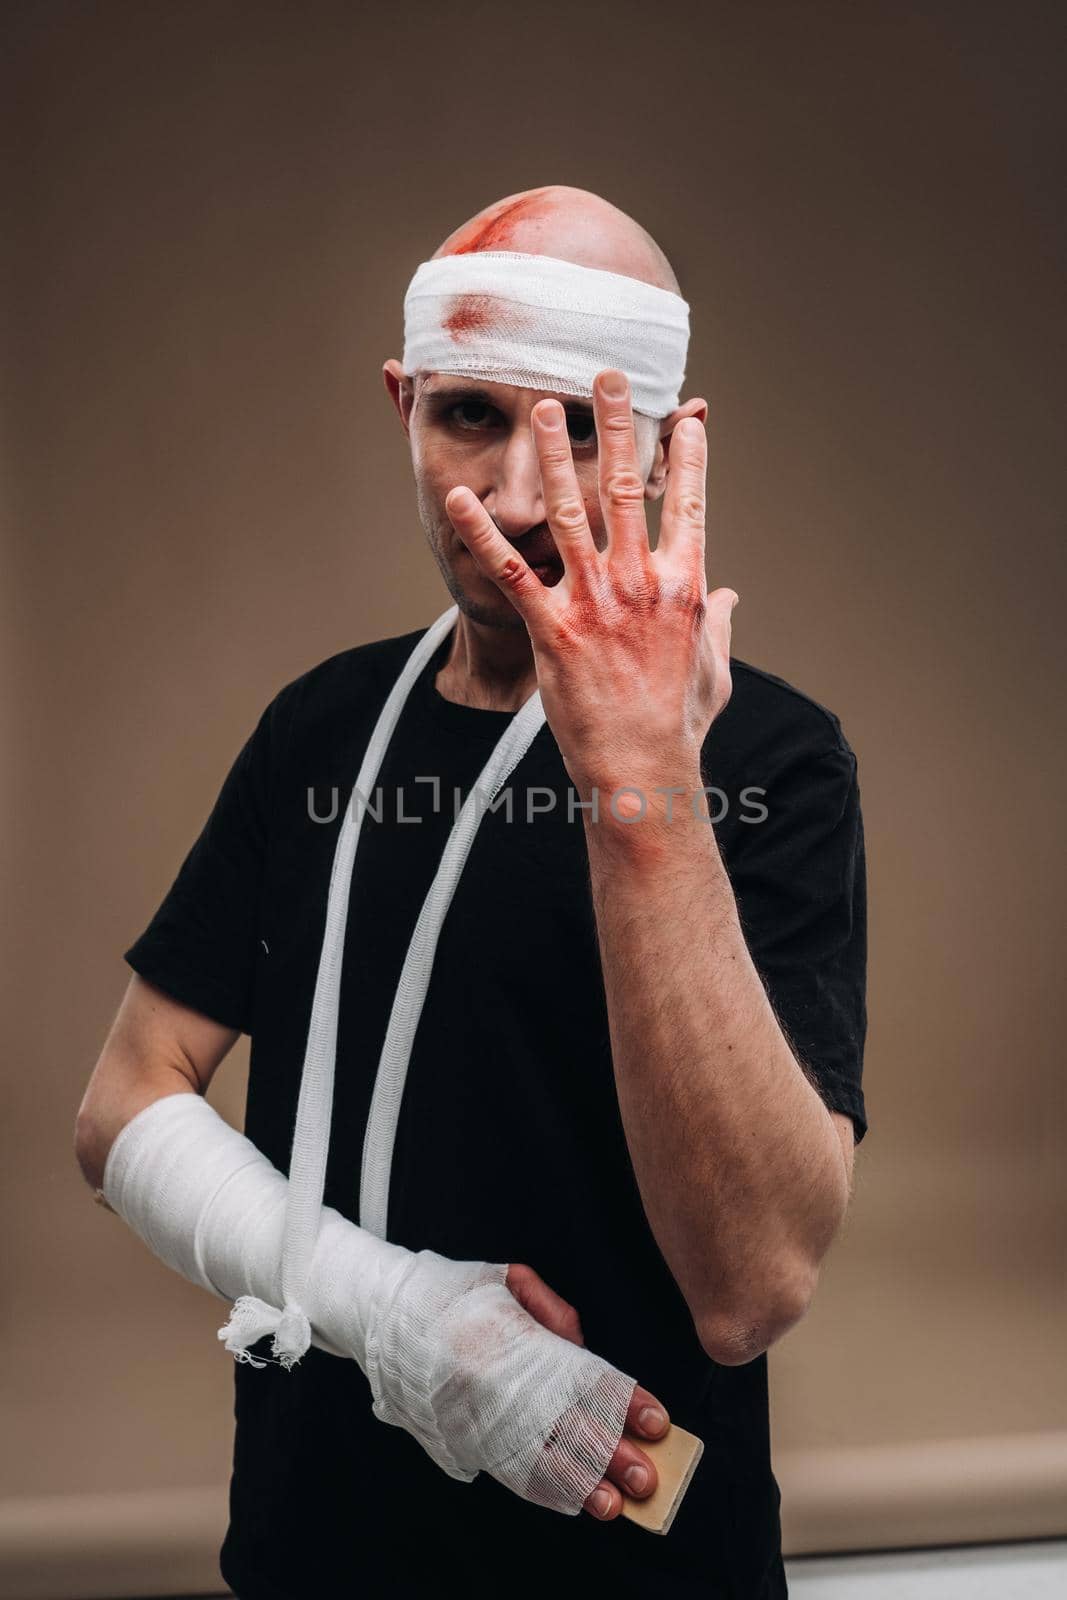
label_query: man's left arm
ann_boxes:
[581,768,855,1369]
[443,365,863,1370]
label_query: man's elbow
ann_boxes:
[697,1265,818,1367]
[73,1106,109,1194]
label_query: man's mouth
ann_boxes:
[514,533,565,585]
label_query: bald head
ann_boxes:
[401,185,689,451]
[431,185,681,297]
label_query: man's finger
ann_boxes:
[530,400,598,583]
[594,369,652,568]
[582,1427,663,1518]
[657,413,707,571]
[604,1434,659,1500]
[504,1261,585,1346]
[707,586,739,689]
[626,1384,670,1438]
[445,486,554,630]
[583,1478,623,1520]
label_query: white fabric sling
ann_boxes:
[250,602,548,1354]
[358,611,549,1238]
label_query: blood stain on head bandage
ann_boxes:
[442,293,499,341]
[443,293,535,346]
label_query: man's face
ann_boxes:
[400,372,660,630]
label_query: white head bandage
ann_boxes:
[402,251,690,419]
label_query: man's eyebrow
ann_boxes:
[421,381,594,416]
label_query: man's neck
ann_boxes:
[434,610,539,712]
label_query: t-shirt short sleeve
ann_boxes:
[123,701,278,1035]
[732,740,869,1144]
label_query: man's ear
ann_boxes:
[382,358,416,434]
[644,395,709,502]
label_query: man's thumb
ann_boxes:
[506,1262,585,1346]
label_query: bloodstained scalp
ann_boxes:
[442,191,555,256]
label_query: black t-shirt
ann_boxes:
[124,620,868,1600]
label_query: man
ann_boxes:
[75,185,867,1597]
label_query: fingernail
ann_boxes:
[638,1406,667,1433]
[591,1488,613,1517]
[624,1465,648,1494]
[731,593,740,610]
[600,370,628,398]
[537,402,562,428]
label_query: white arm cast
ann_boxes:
[102,1091,636,1514]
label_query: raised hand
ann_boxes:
[444,369,737,798]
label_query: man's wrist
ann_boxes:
[569,752,706,826]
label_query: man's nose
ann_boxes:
[483,426,546,538]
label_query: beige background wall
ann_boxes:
[4,1,1065,1594]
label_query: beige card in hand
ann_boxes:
[619,1424,705,1535]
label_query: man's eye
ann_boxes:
[450,401,495,429]
[442,399,596,448]
[565,413,596,447]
